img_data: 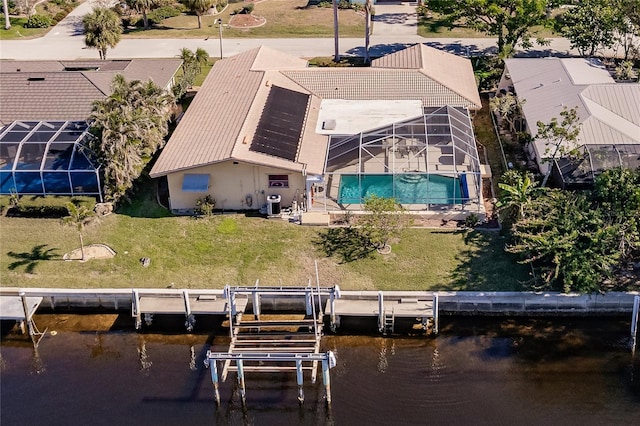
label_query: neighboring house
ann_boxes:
[0,59,182,199]
[498,58,640,187]
[0,59,182,125]
[150,44,484,216]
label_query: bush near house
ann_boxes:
[1,196,96,218]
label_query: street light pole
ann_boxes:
[216,18,223,59]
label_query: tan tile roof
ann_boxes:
[283,68,477,109]
[151,48,265,177]
[372,44,481,109]
[0,73,105,124]
[151,45,482,177]
[0,59,182,124]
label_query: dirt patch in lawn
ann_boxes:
[229,13,266,28]
[63,244,116,262]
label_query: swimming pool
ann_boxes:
[338,174,466,205]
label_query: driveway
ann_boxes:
[372,3,418,36]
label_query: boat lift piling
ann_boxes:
[631,295,639,356]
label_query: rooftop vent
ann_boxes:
[322,119,337,130]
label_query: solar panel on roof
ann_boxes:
[250,86,310,162]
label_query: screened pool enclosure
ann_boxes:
[319,106,482,212]
[551,144,640,189]
[0,121,102,200]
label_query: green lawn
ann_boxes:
[124,0,365,39]
[417,12,559,39]
[0,17,50,39]
[0,210,529,291]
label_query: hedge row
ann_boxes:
[0,196,97,218]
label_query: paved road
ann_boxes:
[0,0,581,60]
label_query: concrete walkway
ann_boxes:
[372,2,417,36]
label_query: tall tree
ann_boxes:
[364,0,373,64]
[490,93,525,133]
[173,47,209,98]
[3,0,10,30]
[83,7,123,60]
[89,75,174,203]
[183,0,214,29]
[536,106,582,187]
[560,0,619,57]
[126,0,157,29]
[427,0,550,57]
[332,0,340,62]
[63,202,96,262]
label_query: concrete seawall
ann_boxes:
[1,288,638,316]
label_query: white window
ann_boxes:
[268,174,289,188]
[182,174,210,192]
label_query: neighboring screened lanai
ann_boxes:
[552,144,640,189]
[0,120,102,200]
[321,106,482,211]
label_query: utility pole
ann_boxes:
[216,18,223,59]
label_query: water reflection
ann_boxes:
[1,316,639,425]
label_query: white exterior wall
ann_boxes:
[166,160,306,212]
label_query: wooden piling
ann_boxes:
[377,291,384,333]
[322,357,331,405]
[433,293,439,335]
[132,289,141,330]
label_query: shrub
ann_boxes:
[317,1,331,8]
[147,5,182,25]
[464,213,480,228]
[195,195,216,217]
[337,0,351,9]
[52,11,68,24]
[4,196,96,218]
[25,14,53,28]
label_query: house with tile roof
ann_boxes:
[0,59,182,125]
[498,58,640,187]
[151,44,484,217]
[0,59,182,199]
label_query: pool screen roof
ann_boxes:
[0,120,101,198]
[250,86,310,161]
[553,144,640,187]
[325,105,481,176]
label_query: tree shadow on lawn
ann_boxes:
[313,227,375,264]
[7,244,61,274]
[442,230,529,291]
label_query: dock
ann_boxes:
[206,284,338,405]
[132,289,248,331]
[326,291,439,334]
[0,292,46,341]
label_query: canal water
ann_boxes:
[1,315,639,425]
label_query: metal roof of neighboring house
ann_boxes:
[0,59,182,125]
[151,45,482,177]
[504,57,640,160]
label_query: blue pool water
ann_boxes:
[338,174,465,205]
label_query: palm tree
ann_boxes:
[183,0,215,29]
[126,0,156,29]
[90,74,174,203]
[496,172,543,221]
[83,7,123,60]
[63,202,96,261]
[3,0,10,30]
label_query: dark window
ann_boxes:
[268,174,289,188]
